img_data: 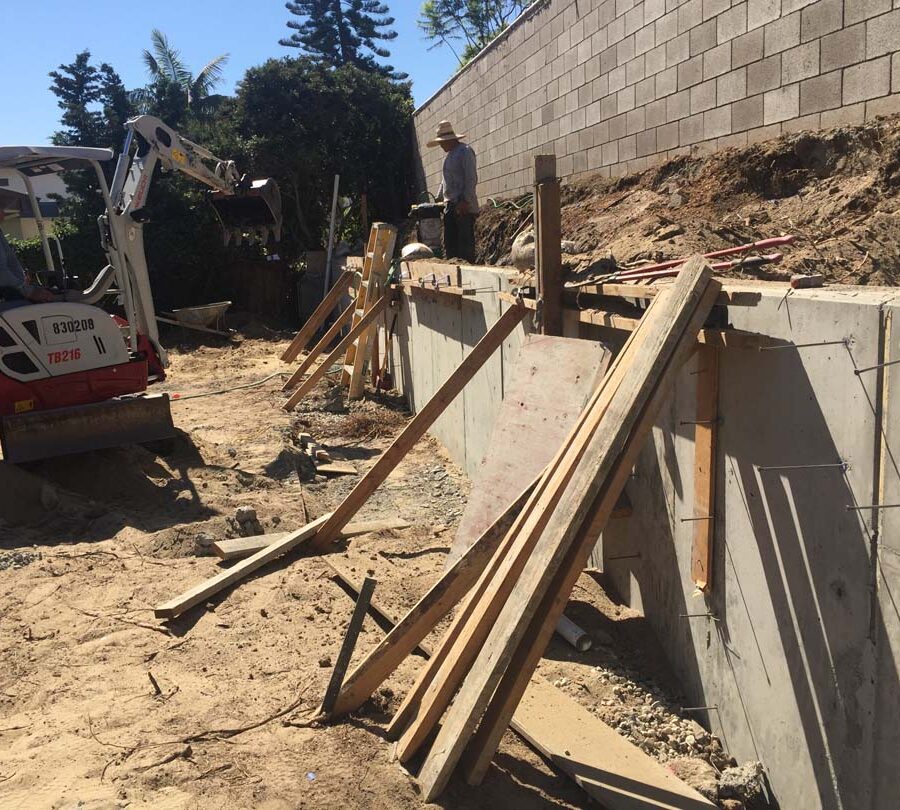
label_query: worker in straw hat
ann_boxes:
[428,120,478,263]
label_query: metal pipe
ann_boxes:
[323,174,340,300]
[554,615,593,652]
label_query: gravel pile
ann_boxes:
[0,550,41,571]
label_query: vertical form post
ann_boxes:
[690,344,719,592]
[323,174,341,299]
[534,155,562,336]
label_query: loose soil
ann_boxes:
[476,114,900,287]
[1,331,737,810]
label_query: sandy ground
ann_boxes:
[0,331,732,810]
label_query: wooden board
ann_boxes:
[282,301,355,391]
[690,344,719,591]
[212,518,412,560]
[154,513,332,619]
[460,280,723,787]
[305,302,528,553]
[317,462,358,475]
[416,260,715,800]
[281,268,354,362]
[448,334,610,566]
[326,556,713,809]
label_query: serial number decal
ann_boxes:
[47,348,82,364]
[52,318,94,335]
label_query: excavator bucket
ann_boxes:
[211,177,283,246]
[0,394,175,464]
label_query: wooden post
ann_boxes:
[690,344,719,592]
[534,155,562,336]
[321,577,377,715]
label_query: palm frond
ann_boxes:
[150,28,190,85]
[190,52,229,100]
[142,49,160,76]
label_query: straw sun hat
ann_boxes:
[427,120,466,147]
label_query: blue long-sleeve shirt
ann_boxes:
[0,229,26,292]
[438,143,479,213]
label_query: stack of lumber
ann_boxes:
[325,257,720,800]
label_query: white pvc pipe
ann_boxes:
[323,174,340,299]
[555,614,593,652]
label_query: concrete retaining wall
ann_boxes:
[413,0,900,199]
[391,266,900,810]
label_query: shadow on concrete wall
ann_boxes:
[612,342,900,810]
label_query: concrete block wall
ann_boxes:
[412,0,900,199]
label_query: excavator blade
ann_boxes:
[211,178,283,246]
[0,394,175,464]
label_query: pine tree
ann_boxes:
[280,0,407,80]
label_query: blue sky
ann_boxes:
[0,0,459,145]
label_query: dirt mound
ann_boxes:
[476,113,900,286]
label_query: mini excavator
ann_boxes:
[0,116,282,463]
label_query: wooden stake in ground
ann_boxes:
[534,155,562,336]
[416,259,715,800]
[690,343,719,591]
[281,269,354,363]
[321,577,377,715]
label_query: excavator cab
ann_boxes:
[210,176,283,246]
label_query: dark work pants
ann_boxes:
[443,210,476,263]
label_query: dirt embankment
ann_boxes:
[477,114,900,287]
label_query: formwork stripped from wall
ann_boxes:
[413,0,900,199]
[390,265,900,810]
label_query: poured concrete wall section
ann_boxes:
[392,268,900,810]
[413,0,900,199]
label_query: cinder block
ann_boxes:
[867,10,900,59]
[667,32,691,65]
[703,42,733,79]
[679,112,705,144]
[636,23,656,56]
[657,65,679,95]
[609,65,627,92]
[601,93,619,120]
[821,24,867,73]
[625,5,644,36]
[732,93,765,129]
[764,12,801,56]
[691,19,718,56]
[627,55,647,85]
[782,0,817,12]
[800,0,843,42]
[616,0,636,16]
[747,0,780,31]
[599,0,616,27]
[717,131,749,149]
[609,14,626,44]
[844,56,892,103]
[747,54,783,94]
[618,134,638,161]
[618,84,637,112]
[646,43,668,74]
[718,3,749,43]
[678,55,705,89]
[626,106,646,134]
[764,83,800,123]
[636,75,657,105]
[656,10,679,44]
[656,121,680,150]
[732,28,765,68]
[691,78,718,112]
[704,104,733,137]
[592,74,610,100]
[646,0,666,24]
[846,0,891,26]
[782,111,822,132]
[601,140,619,166]
[782,41,820,84]
[678,0,703,35]
[866,93,900,119]
[617,34,637,65]
[601,46,618,75]
[609,112,627,140]
[718,67,748,104]
[703,0,731,20]
[646,97,668,126]
[821,101,866,127]
[894,53,900,92]
[746,122,783,144]
[667,88,691,119]
[799,69,842,113]
[636,127,658,156]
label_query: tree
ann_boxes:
[230,56,414,248]
[418,0,527,66]
[140,29,229,112]
[280,0,407,80]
